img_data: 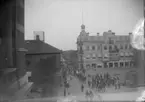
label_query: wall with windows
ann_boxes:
[79,35,135,70]
[77,29,144,86]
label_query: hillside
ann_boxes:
[62,50,78,69]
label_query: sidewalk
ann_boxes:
[12,82,33,101]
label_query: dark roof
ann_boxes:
[25,40,61,54]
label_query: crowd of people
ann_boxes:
[87,73,121,92]
[77,72,121,92]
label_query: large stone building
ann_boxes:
[77,24,144,87]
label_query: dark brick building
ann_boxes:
[25,38,62,96]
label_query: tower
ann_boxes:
[81,8,85,32]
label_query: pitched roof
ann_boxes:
[25,40,61,54]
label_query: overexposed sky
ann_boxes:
[25,0,143,50]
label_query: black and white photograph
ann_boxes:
[0,0,144,102]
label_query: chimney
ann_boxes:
[129,32,132,36]
[108,30,112,32]
[112,32,115,35]
[36,35,40,40]
[97,33,99,36]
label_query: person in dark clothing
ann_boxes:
[88,81,91,88]
[81,84,84,92]
[64,88,66,96]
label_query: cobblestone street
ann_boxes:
[15,75,145,102]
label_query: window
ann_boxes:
[125,62,129,67]
[104,45,107,50]
[114,45,118,51]
[120,62,124,67]
[97,64,102,68]
[86,54,90,59]
[83,46,86,50]
[129,45,132,49]
[86,46,89,51]
[86,64,90,69]
[104,62,108,68]
[28,76,32,82]
[98,53,102,58]
[120,52,124,57]
[92,63,96,68]
[109,38,114,44]
[120,45,123,49]
[104,53,108,58]
[109,63,113,68]
[125,44,128,49]
[92,46,95,50]
[130,61,134,66]
[109,45,112,51]
[114,62,118,68]
[92,54,96,59]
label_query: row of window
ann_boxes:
[103,44,132,51]
[82,44,132,51]
[83,52,133,59]
[85,61,134,69]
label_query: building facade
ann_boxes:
[25,35,62,96]
[77,24,144,87]
[0,0,32,99]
